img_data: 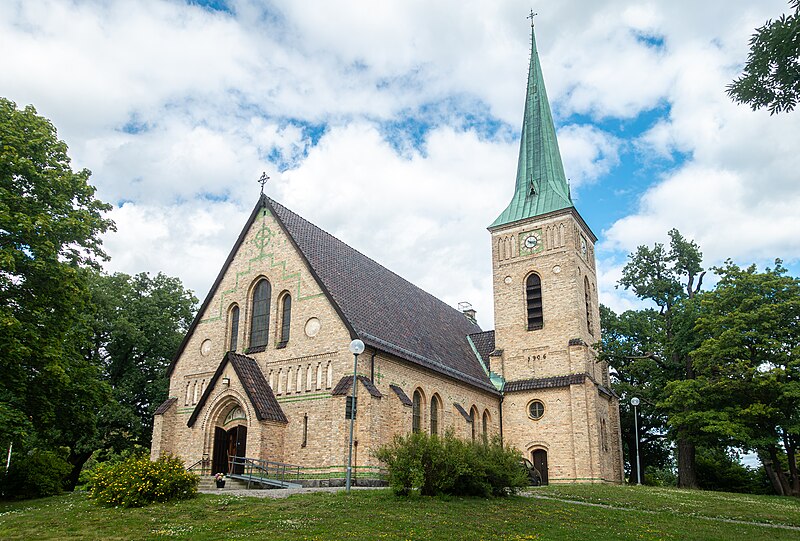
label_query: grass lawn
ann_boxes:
[0,485,798,540]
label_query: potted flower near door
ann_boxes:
[215,473,226,488]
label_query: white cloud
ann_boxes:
[558,125,622,188]
[3,0,798,331]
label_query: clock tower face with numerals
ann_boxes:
[519,229,543,256]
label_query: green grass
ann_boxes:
[1,485,798,540]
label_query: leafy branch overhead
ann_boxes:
[727,0,800,114]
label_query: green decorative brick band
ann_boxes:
[199,211,324,325]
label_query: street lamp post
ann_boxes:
[630,397,641,485]
[346,339,365,493]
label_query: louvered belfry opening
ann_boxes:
[526,273,543,330]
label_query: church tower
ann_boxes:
[491,22,624,483]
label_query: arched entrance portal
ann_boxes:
[212,425,247,475]
[532,449,549,485]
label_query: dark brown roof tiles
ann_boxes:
[331,375,383,398]
[390,384,413,406]
[154,397,177,415]
[504,373,587,393]
[187,352,287,427]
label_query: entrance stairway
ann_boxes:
[196,475,249,491]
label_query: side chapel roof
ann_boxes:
[187,352,287,427]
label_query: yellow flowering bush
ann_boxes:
[87,454,198,508]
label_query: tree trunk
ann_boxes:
[786,444,799,497]
[65,450,94,491]
[677,437,698,488]
[769,446,792,497]
[760,450,787,496]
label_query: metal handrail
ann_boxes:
[186,457,211,475]
[226,456,301,488]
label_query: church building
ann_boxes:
[151,24,624,485]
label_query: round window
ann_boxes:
[528,400,545,420]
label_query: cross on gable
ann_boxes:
[258,172,270,194]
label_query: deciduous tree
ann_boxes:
[727,0,800,114]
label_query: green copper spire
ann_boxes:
[490,21,573,229]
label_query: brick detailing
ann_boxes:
[504,373,587,393]
[331,375,383,399]
[187,352,287,427]
[390,384,413,406]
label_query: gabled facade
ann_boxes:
[151,23,623,485]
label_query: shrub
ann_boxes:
[87,454,198,507]
[0,447,72,499]
[375,431,527,497]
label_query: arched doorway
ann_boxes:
[212,425,247,474]
[532,449,549,485]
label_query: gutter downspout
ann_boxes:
[499,394,504,446]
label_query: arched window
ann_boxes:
[584,276,593,336]
[482,410,490,442]
[412,390,422,433]
[470,406,479,442]
[430,394,440,436]
[249,279,271,349]
[229,305,240,352]
[526,273,543,330]
[277,293,291,348]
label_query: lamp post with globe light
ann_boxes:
[631,397,641,485]
[346,339,365,493]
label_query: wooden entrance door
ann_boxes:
[226,425,247,474]
[532,449,549,485]
[212,427,227,474]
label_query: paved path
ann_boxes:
[199,486,382,499]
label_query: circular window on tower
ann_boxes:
[528,400,545,420]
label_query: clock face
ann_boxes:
[519,229,543,255]
[580,236,587,257]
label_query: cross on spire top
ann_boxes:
[528,10,537,27]
[258,172,270,195]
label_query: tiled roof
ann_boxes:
[390,384,413,406]
[331,375,383,398]
[267,197,497,393]
[504,373,587,393]
[154,397,177,415]
[453,403,472,422]
[468,330,495,370]
[187,352,287,427]
[228,352,288,423]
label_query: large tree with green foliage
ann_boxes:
[0,97,114,488]
[727,0,800,114]
[615,229,705,488]
[85,271,197,452]
[677,260,800,496]
[599,305,672,484]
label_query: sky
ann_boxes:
[2,0,799,331]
